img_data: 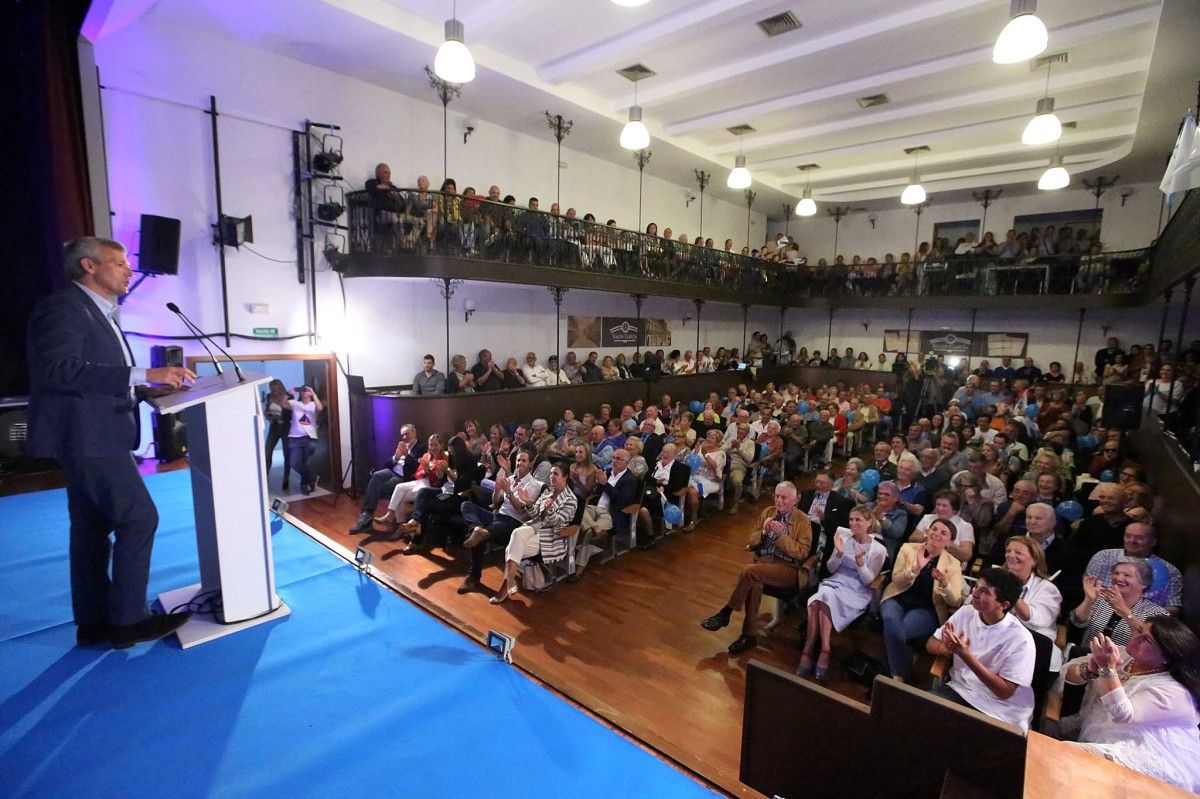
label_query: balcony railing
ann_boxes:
[345,188,1151,300]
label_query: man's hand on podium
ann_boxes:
[146,366,197,389]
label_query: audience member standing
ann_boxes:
[263,379,293,491]
[286,385,323,495]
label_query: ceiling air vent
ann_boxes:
[904,145,931,155]
[1061,121,1077,130]
[856,93,890,109]
[1031,51,1069,71]
[727,124,757,136]
[757,11,802,37]
[617,64,656,81]
[796,163,820,171]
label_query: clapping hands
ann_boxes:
[940,621,970,656]
[1089,633,1122,671]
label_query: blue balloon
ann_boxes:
[1056,500,1084,522]
[693,479,705,498]
[663,502,684,526]
[1100,469,1116,483]
[845,410,854,421]
[689,399,703,414]
[798,400,810,414]
[1025,403,1039,417]
[686,452,703,472]
[1078,434,1097,450]
[759,442,770,459]
[860,468,881,491]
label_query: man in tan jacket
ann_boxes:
[700,481,813,655]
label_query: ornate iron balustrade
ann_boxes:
[345,188,1151,300]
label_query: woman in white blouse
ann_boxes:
[1060,618,1200,791]
[1002,535,1063,673]
[798,506,887,680]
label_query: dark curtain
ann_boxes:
[1,0,94,396]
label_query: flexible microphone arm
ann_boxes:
[166,302,246,382]
[166,302,222,376]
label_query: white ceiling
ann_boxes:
[88,0,1200,217]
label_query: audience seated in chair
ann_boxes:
[700,482,813,656]
[489,464,578,604]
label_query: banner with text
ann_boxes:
[883,330,1028,358]
[567,316,672,348]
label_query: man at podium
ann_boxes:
[26,237,197,650]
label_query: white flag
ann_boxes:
[1160,112,1198,196]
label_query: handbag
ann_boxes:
[521,560,550,592]
[842,650,884,687]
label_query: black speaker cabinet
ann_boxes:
[149,345,186,460]
[150,345,183,369]
[1102,383,1144,430]
[138,214,181,275]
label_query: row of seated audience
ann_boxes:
[359,165,1144,296]
[356,335,1199,790]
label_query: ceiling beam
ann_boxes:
[712,60,1150,155]
[536,0,760,85]
[624,0,995,109]
[778,125,1137,185]
[813,145,1130,202]
[751,96,1143,171]
[664,4,1161,136]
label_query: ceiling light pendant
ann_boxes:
[993,0,1048,65]
[610,0,651,6]
[434,8,475,84]
[900,148,926,205]
[620,106,650,150]
[1038,154,1069,190]
[797,189,817,217]
[620,79,651,150]
[1022,96,1061,145]
[900,177,926,205]
[727,154,751,189]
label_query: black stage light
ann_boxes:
[316,185,345,222]
[312,133,343,173]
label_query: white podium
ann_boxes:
[149,370,290,648]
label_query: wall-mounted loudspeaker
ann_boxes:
[138,214,181,275]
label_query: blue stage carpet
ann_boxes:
[0,471,718,798]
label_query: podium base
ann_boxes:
[157,584,291,649]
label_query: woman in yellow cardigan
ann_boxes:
[879,518,965,682]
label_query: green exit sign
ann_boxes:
[253,327,279,338]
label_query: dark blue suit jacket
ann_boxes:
[27,285,139,459]
[596,469,641,537]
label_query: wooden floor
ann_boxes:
[290,475,894,798]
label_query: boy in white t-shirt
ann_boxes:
[927,567,1037,731]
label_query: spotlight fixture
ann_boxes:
[434,0,475,84]
[993,0,1048,65]
[323,233,350,273]
[1038,154,1069,190]
[620,79,650,150]
[900,147,928,205]
[312,133,343,173]
[727,130,752,189]
[316,185,345,222]
[796,164,817,216]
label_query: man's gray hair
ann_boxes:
[531,418,548,431]
[63,236,124,280]
[776,480,798,496]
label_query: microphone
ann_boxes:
[166,302,246,382]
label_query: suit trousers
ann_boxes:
[460,502,522,579]
[726,557,800,636]
[360,468,402,514]
[59,454,159,626]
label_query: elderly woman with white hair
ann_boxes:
[1071,558,1168,649]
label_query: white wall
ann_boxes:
[768,182,1167,261]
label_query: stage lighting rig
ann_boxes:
[312,133,343,173]
[316,185,345,222]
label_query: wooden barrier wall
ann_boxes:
[1129,415,1200,620]
[349,366,896,489]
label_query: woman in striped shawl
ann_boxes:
[491,464,578,604]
